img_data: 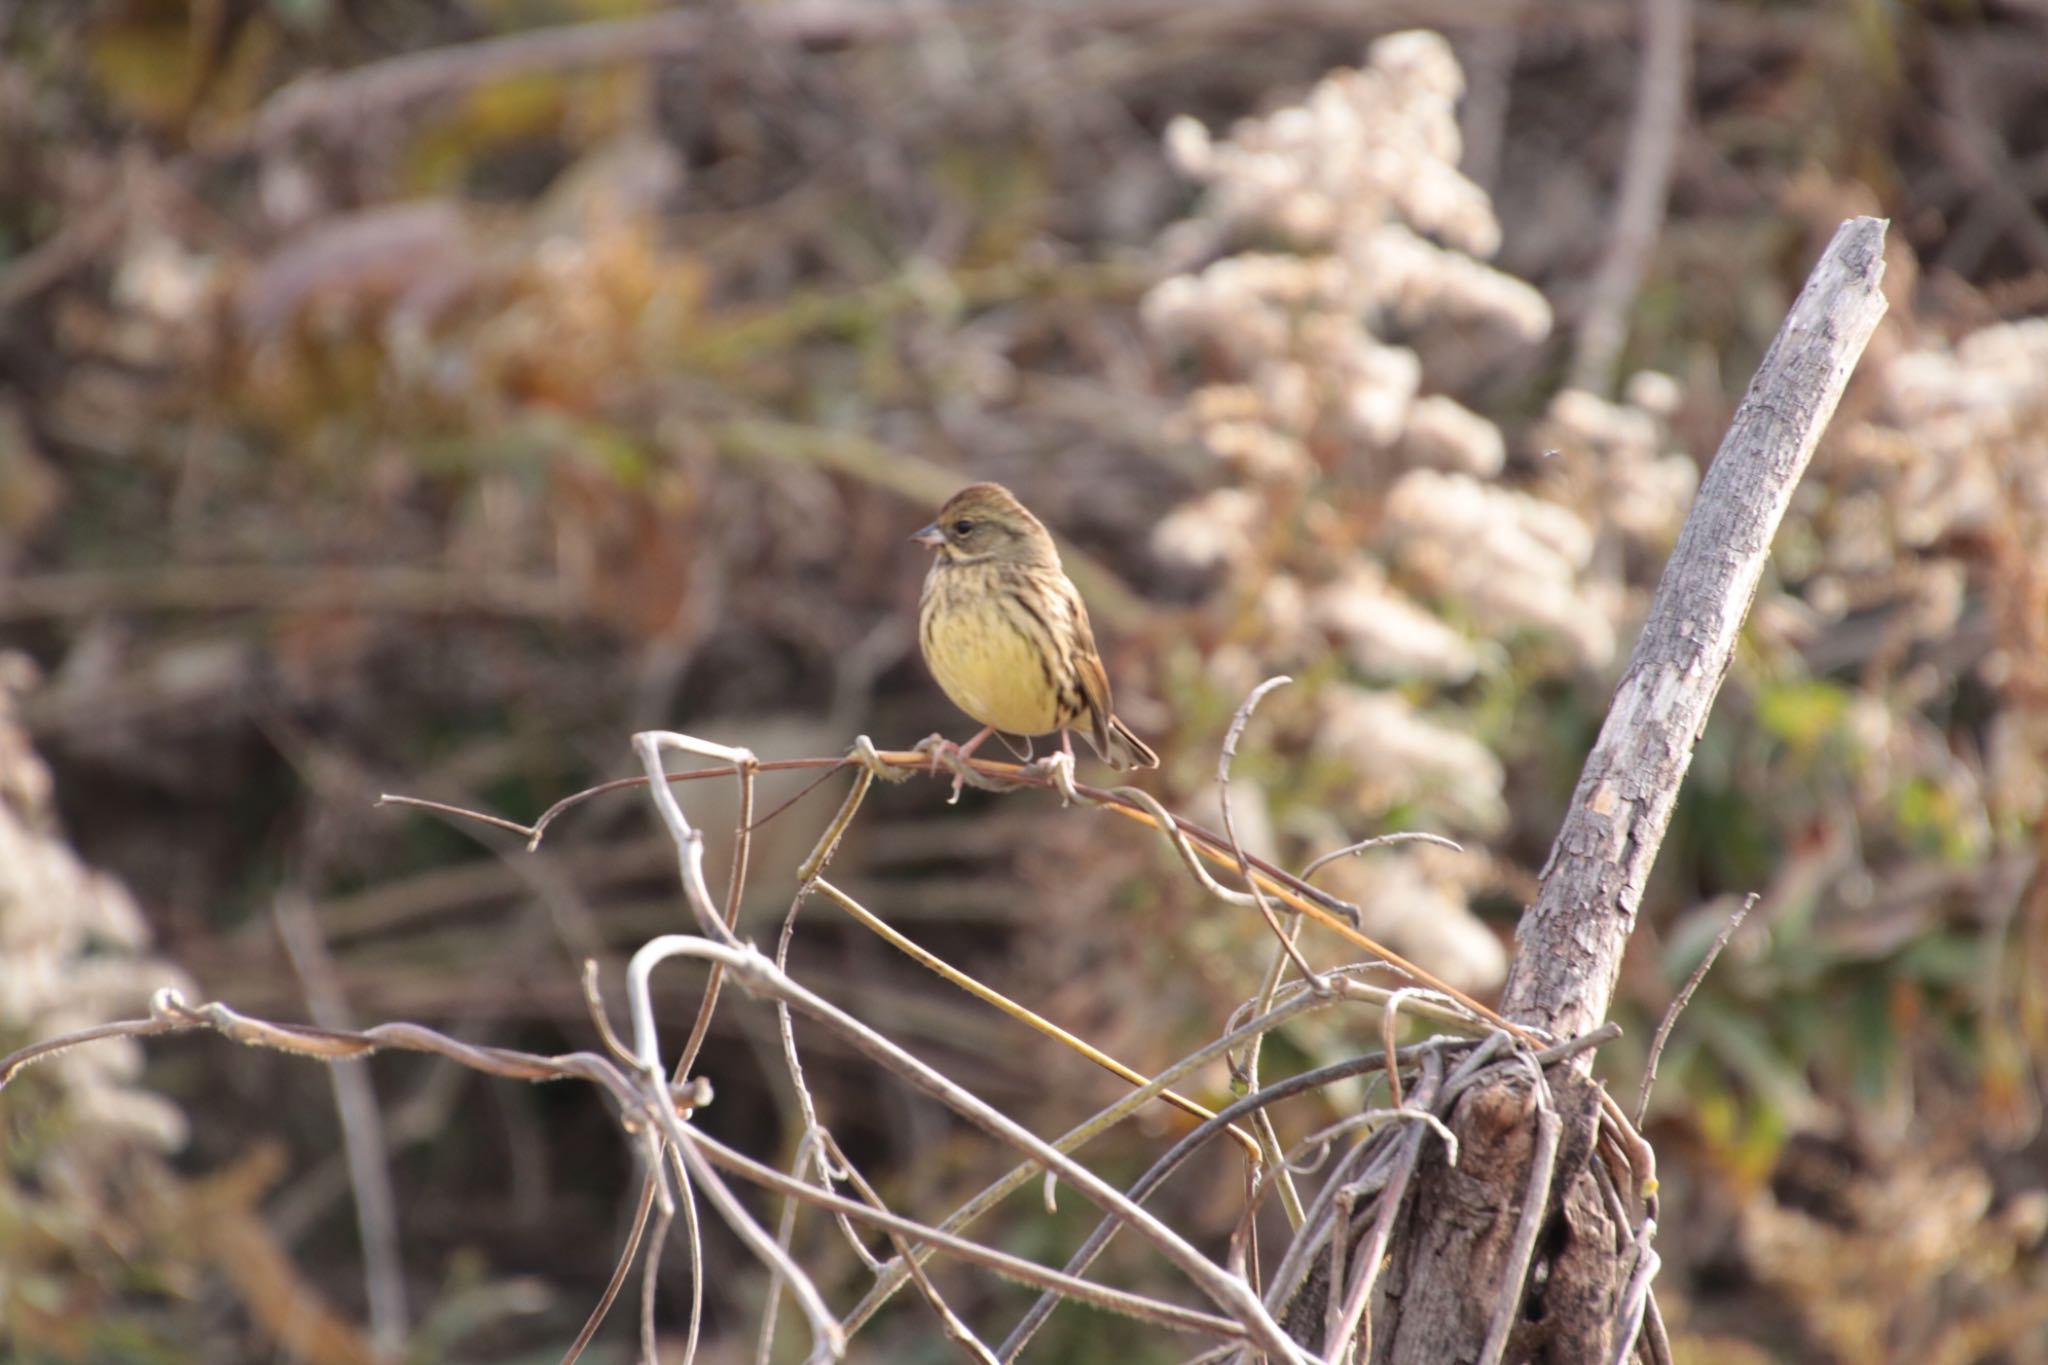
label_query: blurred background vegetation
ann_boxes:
[3,1,2047,1361]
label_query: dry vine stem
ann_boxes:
[5,704,1521,1360]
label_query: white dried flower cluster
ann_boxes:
[0,652,191,1152]
[1537,380,1699,543]
[1400,393,1507,477]
[1815,316,2048,832]
[1385,468,1616,667]
[1162,32,1498,256]
[1821,317,2048,587]
[1838,318,2048,550]
[1153,485,1265,572]
[1318,686,1507,833]
[1142,31,1550,510]
[1308,564,1484,682]
[1139,32,1653,988]
[1309,843,1508,993]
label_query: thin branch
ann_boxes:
[624,934,1313,1364]
[1000,1043,1444,1363]
[559,1176,656,1365]
[1324,1054,1448,1359]
[1568,0,1693,395]
[660,1122,846,1361]
[675,753,760,1084]
[1634,893,1753,1125]
[813,875,1263,1158]
[273,888,409,1354]
[1216,677,1319,984]
[1213,678,1316,1232]
[816,1130,1001,1363]
[853,972,1434,1340]
[384,741,1540,1049]
[1299,832,1463,884]
[1003,1027,1617,1362]
[640,1199,675,1365]
[1476,1066,1561,1365]
[1608,1218,1663,1365]
[1,989,649,1110]
[691,1127,1246,1341]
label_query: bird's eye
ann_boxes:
[951,519,974,536]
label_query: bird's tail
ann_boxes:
[1098,714,1161,770]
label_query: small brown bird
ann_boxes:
[914,483,1160,783]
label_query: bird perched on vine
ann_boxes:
[913,483,1159,794]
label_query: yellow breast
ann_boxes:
[920,564,1066,737]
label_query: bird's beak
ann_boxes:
[911,523,946,549]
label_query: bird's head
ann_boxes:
[912,483,1057,567]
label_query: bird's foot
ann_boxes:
[914,732,956,776]
[1030,750,1082,807]
[913,733,1019,805]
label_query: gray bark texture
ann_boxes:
[1352,216,1891,1364]
[1498,215,1891,1044]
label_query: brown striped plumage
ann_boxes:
[913,483,1159,771]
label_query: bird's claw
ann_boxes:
[1031,751,1081,807]
[913,734,1019,804]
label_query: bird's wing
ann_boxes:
[1063,585,1117,760]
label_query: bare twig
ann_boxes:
[659,1119,846,1362]
[1,988,650,1109]
[1568,0,1693,395]
[578,960,638,1067]
[560,1176,656,1365]
[628,731,754,949]
[813,876,1262,1157]
[1608,1218,1663,1365]
[273,888,409,1356]
[814,1130,999,1363]
[384,743,1538,1047]
[850,974,1429,1340]
[639,1198,676,1365]
[1476,1064,1561,1365]
[624,934,1311,1363]
[1634,893,1754,1126]
[1324,1054,1448,1359]
[1299,831,1462,884]
[1216,677,1319,982]
[692,1126,1244,1341]
[675,754,760,1084]
[1211,679,1316,1227]
[1000,1042,1441,1363]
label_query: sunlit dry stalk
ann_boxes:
[559,1176,655,1365]
[625,933,1312,1364]
[1214,676,1312,1228]
[386,740,1537,1051]
[689,1126,1242,1341]
[812,1129,1001,1364]
[1323,1053,1448,1360]
[844,969,1470,1338]
[1476,1057,1560,1365]
[812,875,1264,1159]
